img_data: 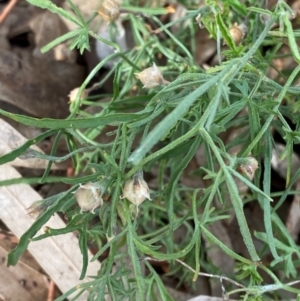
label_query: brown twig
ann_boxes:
[0,0,18,24]
[47,279,56,301]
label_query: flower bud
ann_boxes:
[238,156,259,180]
[68,87,88,103]
[122,174,151,207]
[74,182,103,213]
[135,63,170,89]
[229,23,247,46]
[98,0,120,22]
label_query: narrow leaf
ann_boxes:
[0,109,144,129]
[26,0,81,27]
[0,129,57,165]
[41,29,82,53]
[79,227,88,280]
[128,60,237,164]
[8,190,74,266]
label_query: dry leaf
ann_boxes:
[0,49,85,119]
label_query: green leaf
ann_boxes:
[0,176,62,187]
[8,190,74,266]
[200,129,260,261]
[0,109,145,129]
[229,168,273,203]
[0,129,57,165]
[128,60,237,165]
[91,227,127,261]
[247,7,272,15]
[227,0,247,16]
[259,130,281,264]
[33,211,93,241]
[73,30,90,54]
[66,0,86,26]
[283,13,300,64]
[121,5,170,15]
[79,226,88,280]
[164,136,201,253]
[41,29,82,53]
[215,13,237,52]
[26,0,81,27]
[133,228,198,260]
[201,226,253,264]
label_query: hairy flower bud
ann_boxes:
[68,87,88,103]
[229,23,247,46]
[122,173,151,207]
[135,63,170,89]
[238,156,259,180]
[74,182,103,213]
[98,0,120,22]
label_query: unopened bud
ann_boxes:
[229,23,247,46]
[68,88,88,103]
[98,0,120,22]
[122,173,151,207]
[74,182,103,213]
[135,63,170,89]
[238,156,259,180]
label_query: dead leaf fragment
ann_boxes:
[0,49,85,119]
